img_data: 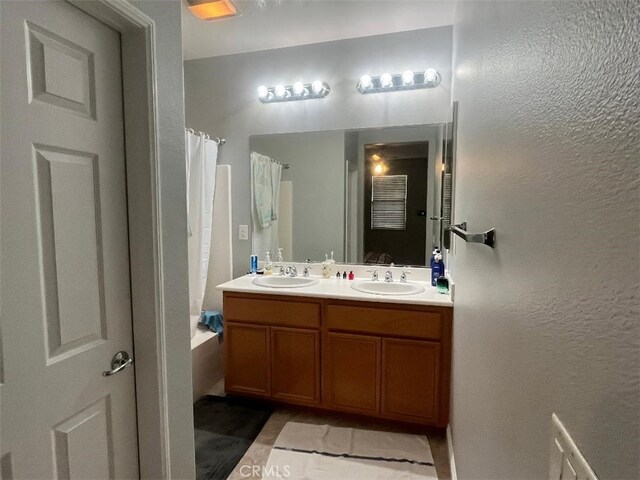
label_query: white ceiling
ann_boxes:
[182,0,456,60]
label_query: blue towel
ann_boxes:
[200,310,224,342]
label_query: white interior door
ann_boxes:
[1,1,139,478]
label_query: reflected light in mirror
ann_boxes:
[373,163,384,175]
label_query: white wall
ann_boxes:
[449,1,639,479]
[251,131,345,262]
[184,26,453,276]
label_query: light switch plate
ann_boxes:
[549,413,598,480]
[238,225,248,240]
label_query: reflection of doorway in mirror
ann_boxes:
[278,181,293,261]
[364,142,429,266]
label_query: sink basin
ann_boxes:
[351,280,425,296]
[252,275,319,288]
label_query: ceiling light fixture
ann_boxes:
[258,80,330,103]
[356,68,441,94]
[186,0,239,21]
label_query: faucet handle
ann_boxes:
[384,270,394,282]
[366,269,379,281]
[400,270,411,283]
[303,265,312,277]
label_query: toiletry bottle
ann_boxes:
[429,248,441,270]
[336,271,341,279]
[431,252,445,286]
[250,255,258,274]
[348,271,354,280]
[264,250,273,276]
[342,271,347,279]
[321,254,332,279]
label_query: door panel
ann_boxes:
[0,1,138,478]
[381,338,440,422]
[325,332,380,414]
[271,327,320,405]
[226,323,271,396]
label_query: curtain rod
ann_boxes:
[185,128,226,146]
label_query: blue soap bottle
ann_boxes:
[431,252,444,286]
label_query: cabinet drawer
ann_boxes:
[326,304,442,340]
[225,295,320,328]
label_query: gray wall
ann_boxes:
[184,26,452,276]
[251,131,345,262]
[449,1,639,479]
[130,1,195,478]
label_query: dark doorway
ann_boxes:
[363,142,428,266]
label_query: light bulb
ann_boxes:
[374,164,383,174]
[257,85,269,99]
[402,70,414,85]
[311,80,324,94]
[380,72,393,88]
[359,74,373,89]
[424,68,438,83]
[292,82,305,96]
[274,84,286,97]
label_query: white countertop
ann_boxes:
[216,274,453,307]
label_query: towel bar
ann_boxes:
[448,222,496,248]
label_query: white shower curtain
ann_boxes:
[186,130,218,338]
[251,151,283,260]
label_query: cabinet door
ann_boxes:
[271,327,320,405]
[381,338,440,423]
[225,322,270,397]
[325,332,380,415]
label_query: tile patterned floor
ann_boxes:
[227,407,450,480]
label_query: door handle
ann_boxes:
[102,351,133,377]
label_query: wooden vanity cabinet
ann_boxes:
[223,292,452,427]
[224,293,321,405]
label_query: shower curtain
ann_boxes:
[251,151,283,260]
[186,130,218,339]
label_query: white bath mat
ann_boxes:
[262,422,437,480]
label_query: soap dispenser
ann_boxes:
[321,253,332,279]
[264,250,273,276]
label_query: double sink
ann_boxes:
[252,274,425,296]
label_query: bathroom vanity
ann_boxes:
[219,273,452,428]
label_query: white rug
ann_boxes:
[262,422,438,480]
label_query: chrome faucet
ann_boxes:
[303,266,311,277]
[275,265,285,276]
[400,270,410,283]
[368,269,378,281]
[384,270,393,283]
[286,265,298,277]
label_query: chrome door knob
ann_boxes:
[102,351,133,377]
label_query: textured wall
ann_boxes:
[184,27,452,276]
[450,1,639,479]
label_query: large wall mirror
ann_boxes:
[250,118,454,267]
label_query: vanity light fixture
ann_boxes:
[357,68,441,94]
[257,80,330,103]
